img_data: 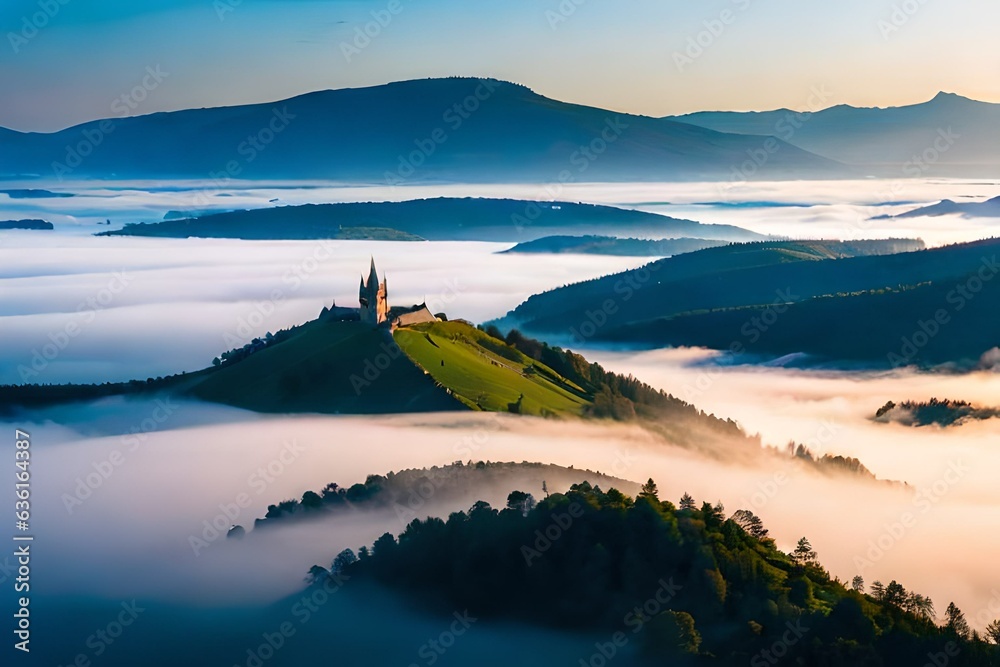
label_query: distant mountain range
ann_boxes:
[877,195,1000,219]
[97,197,766,243]
[0,77,845,182]
[672,92,1000,176]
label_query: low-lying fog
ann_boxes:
[3,177,999,385]
[4,368,999,635]
[2,178,999,661]
[0,235,644,384]
[2,177,998,245]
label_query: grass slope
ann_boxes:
[187,320,459,414]
[393,321,589,416]
[0,320,598,417]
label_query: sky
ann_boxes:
[1,0,999,132]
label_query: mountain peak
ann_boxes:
[928,91,974,105]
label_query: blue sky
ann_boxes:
[1,0,998,131]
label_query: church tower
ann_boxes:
[359,258,389,325]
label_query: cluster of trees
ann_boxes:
[315,481,1000,665]
[876,398,1000,427]
[212,327,299,367]
[861,580,936,620]
[233,461,634,535]
[784,442,882,481]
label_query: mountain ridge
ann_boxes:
[0,77,846,182]
[671,90,1000,174]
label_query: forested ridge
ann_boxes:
[315,481,1000,665]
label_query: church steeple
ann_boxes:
[359,258,389,325]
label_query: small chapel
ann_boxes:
[358,259,438,328]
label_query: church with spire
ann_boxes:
[355,258,437,328]
[359,258,389,325]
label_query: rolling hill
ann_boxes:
[243,460,643,533]
[493,239,928,336]
[0,312,896,483]
[603,275,1000,368]
[0,314,751,451]
[96,197,766,243]
[672,92,1000,177]
[0,77,845,182]
[496,237,1000,368]
[186,320,460,414]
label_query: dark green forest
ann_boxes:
[496,238,999,369]
[318,482,1000,665]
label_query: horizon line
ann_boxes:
[2,77,997,135]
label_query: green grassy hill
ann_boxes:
[0,316,740,440]
[393,321,589,415]
[186,319,460,414]
[0,318,596,417]
[0,315,896,486]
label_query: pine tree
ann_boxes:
[945,602,971,639]
[985,619,1000,645]
[851,575,864,592]
[870,580,885,601]
[791,537,818,565]
[883,580,907,607]
[732,509,769,541]
[639,478,659,501]
[906,592,936,620]
[679,492,696,511]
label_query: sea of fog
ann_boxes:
[3,178,999,386]
[2,179,999,661]
[1,177,998,244]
